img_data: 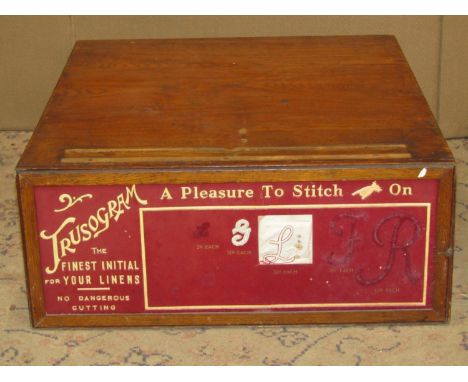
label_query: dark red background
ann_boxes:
[34,179,438,315]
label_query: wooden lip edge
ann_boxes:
[34,308,448,328]
[15,175,36,327]
[16,174,47,327]
[16,160,455,178]
[61,153,413,164]
[428,166,456,323]
[75,35,400,46]
[64,143,410,155]
[61,144,412,163]
[440,167,456,322]
[15,159,456,173]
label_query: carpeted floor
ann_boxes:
[0,132,467,365]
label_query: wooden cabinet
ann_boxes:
[16,36,455,327]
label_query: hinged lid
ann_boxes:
[17,35,454,171]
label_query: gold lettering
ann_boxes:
[94,207,110,237]
[41,217,76,275]
[262,185,273,198]
[107,200,118,219]
[160,187,173,200]
[124,184,148,206]
[292,184,343,198]
[180,186,192,199]
[42,185,147,274]
[115,194,127,221]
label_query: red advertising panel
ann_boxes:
[34,179,437,315]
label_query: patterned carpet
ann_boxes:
[0,131,467,365]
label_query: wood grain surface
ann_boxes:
[17,36,453,170]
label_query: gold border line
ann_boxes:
[139,208,150,310]
[423,203,431,304]
[139,203,431,311]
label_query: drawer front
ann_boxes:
[17,168,454,326]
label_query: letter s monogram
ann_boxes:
[231,219,251,246]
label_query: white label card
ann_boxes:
[258,214,313,265]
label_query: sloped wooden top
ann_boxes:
[17,35,453,171]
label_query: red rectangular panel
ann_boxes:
[34,179,438,315]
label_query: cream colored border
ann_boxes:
[139,203,431,311]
